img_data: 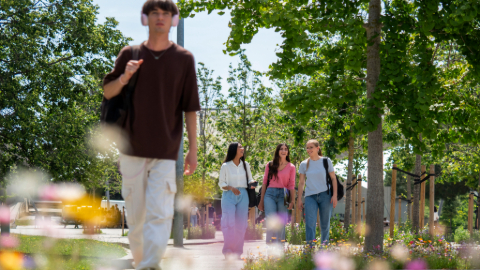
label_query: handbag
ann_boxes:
[246,183,258,208]
[100,45,141,131]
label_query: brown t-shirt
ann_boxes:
[103,42,200,160]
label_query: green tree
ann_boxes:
[184,63,223,202]
[0,0,130,192]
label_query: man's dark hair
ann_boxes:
[142,0,179,16]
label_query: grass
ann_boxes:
[8,234,127,270]
[14,219,33,226]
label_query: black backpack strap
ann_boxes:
[125,45,141,131]
[323,157,333,196]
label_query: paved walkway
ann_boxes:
[113,240,268,270]
[11,225,226,246]
[12,225,269,270]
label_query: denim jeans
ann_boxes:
[190,215,198,227]
[221,188,249,255]
[264,188,287,244]
[304,190,333,245]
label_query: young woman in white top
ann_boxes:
[218,142,256,259]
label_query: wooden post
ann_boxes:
[357,175,362,224]
[429,165,435,236]
[420,165,426,228]
[390,165,397,238]
[362,198,365,222]
[122,206,125,236]
[398,198,402,225]
[468,192,474,234]
[352,176,358,225]
[206,205,209,227]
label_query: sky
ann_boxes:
[92,0,389,184]
[92,0,284,96]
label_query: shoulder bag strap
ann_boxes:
[125,45,141,131]
[323,157,333,195]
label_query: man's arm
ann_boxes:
[184,111,198,175]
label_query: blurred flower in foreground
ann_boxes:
[405,259,428,270]
[0,235,19,249]
[314,251,335,270]
[390,244,409,263]
[7,169,48,199]
[265,214,283,232]
[367,260,391,270]
[175,195,193,215]
[88,124,130,154]
[0,251,23,270]
[0,206,10,224]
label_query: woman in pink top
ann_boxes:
[258,143,296,244]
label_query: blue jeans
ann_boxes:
[221,188,249,255]
[264,188,287,244]
[305,191,333,245]
[190,215,198,227]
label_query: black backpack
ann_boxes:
[100,45,141,130]
[323,158,345,201]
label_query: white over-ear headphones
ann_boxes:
[141,4,180,27]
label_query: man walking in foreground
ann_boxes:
[102,0,200,269]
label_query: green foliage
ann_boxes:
[245,220,263,240]
[454,227,471,243]
[186,224,216,239]
[0,0,131,191]
[184,62,224,200]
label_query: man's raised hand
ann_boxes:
[124,59,144,80]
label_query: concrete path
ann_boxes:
[112,240,268,270]
[12,225,269,270]
[11,225,226,246]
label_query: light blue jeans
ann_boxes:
[305,190,333,245]
[190,215,198,227]
[264,188,288,244]
[221,188,249,255]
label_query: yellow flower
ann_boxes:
[418,238,423,241]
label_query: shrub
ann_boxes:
[186,224,216,239]
[454,227,471,243]
[245,220,263,240]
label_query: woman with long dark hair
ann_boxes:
[297,139,337,246]
[218,142,256,259]
[258,143,296,244]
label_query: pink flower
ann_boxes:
[0,235,19,248]
[0,206,10,224]
[405,259,428,270]
[314,251,335,269]
[409,241,414,245]
[39,185,58,200]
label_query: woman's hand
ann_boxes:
[258,200,264,212]
[287,202,294,210]
[231,187,241,196]
[250,181,257,189]
[331,195,338,208]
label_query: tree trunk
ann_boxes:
[364,0,384,252]
[412,138,422,232]
[477,170,480,230]
[344,136,354,230]
[407,173,412,222]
